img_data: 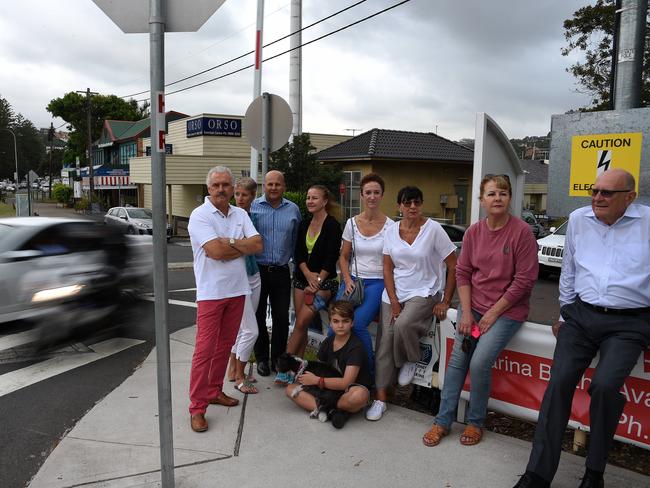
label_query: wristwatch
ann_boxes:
[229,238,235,247]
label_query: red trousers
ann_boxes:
[189,296,245,415]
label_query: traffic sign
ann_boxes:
[91,0,226,33]
[244,93,293,153]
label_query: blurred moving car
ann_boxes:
[0,217,152,344]
[104,206,172,241]
[536,220,567,279]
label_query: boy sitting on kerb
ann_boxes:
[285,300,372,429]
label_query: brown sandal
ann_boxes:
[422,424,449,447]
[459,425,483,446]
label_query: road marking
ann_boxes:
[0,337,144,397]
[0,330,39,350]
[141,296,197,308]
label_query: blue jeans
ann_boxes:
[435,306,522,429]
[330,277,384,378]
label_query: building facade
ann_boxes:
[316,129,475,224]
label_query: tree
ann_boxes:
[562,0,649,110]
[47,92,150,164]
[0,95,45,180]
[269,133,343,195]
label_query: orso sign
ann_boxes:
[186,117,242,138]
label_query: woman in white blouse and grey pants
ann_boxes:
[366,185,457,421]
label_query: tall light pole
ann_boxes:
[1,127,18,187]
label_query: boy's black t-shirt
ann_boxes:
[317,334,372,388]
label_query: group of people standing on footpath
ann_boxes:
[187,164,649,488]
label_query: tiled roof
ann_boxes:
[316,128,474,162]
[114,118,150,140]
[520,159,548,184]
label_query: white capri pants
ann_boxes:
[231,272,261,362]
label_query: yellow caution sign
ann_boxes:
[569,132,642,196]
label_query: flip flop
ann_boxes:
[234,380,258,394]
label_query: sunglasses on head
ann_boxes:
[590,188,632,198]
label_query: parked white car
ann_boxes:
[537,220,567,278]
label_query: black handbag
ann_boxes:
[342,218,365,307]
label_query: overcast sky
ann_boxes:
[0,0,594,141]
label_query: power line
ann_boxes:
[136,0,411,102]
[122,0,369,99]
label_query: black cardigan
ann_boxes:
[293,214,342,283]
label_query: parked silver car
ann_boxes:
[0,218,152,343]
[104,207,172,241]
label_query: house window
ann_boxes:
[119,142,137,165]
[342,171,361,220]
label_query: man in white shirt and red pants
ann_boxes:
[187,166,263,432]
[514,169,650,488]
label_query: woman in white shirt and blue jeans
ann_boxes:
[336,173,394,379]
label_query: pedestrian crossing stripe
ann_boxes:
[0,337,144,397]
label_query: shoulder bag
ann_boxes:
[342,217,365,307]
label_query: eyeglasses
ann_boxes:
[400,199,422,207]
[590,188,632,198]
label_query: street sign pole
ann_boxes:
[149,1,175,486]
[91,3,227,487]
[261,92,271,175]
[249,0,264,182]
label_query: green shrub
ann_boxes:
[52,183,72,204]
[74,197,90,211]
[283,191,308,219]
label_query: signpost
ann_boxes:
[243,93,293,175]
[91,1,226,486]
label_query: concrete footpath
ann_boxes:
[28,325,647,488]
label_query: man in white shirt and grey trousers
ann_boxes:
[514,168,650,488]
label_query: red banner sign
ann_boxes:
[445,339,650,448]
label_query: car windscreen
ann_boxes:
[0,224,14,251]
[554,221,568,235]
[126,208,153,219]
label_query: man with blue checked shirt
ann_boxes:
[251,170,301,377]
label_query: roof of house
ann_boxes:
[99,111,188,144]
[315,128,474,162]
[520,159,549,184]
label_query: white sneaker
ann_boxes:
[398,362,417,386]
[366,400,387,421]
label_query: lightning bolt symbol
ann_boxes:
[597,151,610,171]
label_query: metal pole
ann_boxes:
[614,0,648,109]
[250,0,264,182]
[48,123,54,200]
[261,92,271,176]
[289,0,302,140]
[150,0,175,486]
[86,88,95,201]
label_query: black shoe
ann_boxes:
[578,469,604,488]
[330,409,350,429]
[512,472,550,488]
[257,361,270,377]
